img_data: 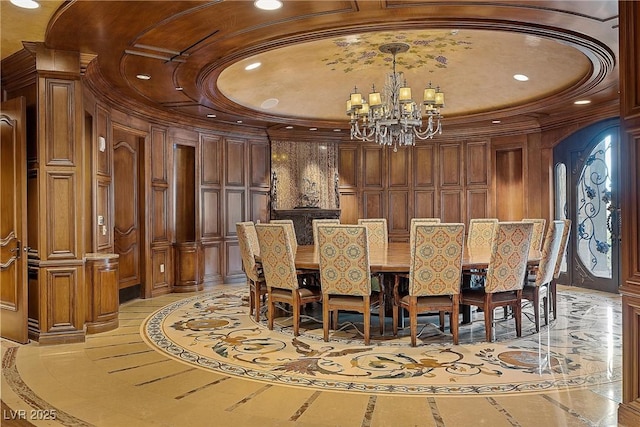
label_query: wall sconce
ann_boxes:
[98,136,106,152]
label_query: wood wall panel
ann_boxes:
[250,189,270,223]
[46,80,75,166]
[201,134,221,185]
[40,267,83,341]
[467,141,489,186]
[47,172,77,258]
[201,188,221,238]
[225,189,245,237]
[202,242,222,285]
[364,147,383,187]
[225,138,245,186]
[389,148,410,187]
[96,180,111,250]
[495,147,525,220]
[339,191,359,224]
[467,189,489,220]
[96,105,110,175]
[388,191,409,233]
[619,4,640,422]
[151,128,167,183]
[440,143,462,187]
[414,144,435,187]
[152,187,169,242]
[363,191,383,218]
[414,191,436,218]
[339,146,358,187]
[441,190,463,223]
[151,246,171,293]
[249,141,269,187]
[224,240,243,281]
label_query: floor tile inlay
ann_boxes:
[140,287,621,396]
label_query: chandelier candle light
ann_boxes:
[347,43,444,151]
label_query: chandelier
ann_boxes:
[346,43,444,151]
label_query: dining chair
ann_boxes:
[256,223,322,335]
[467,218,498,249]
[460,221,533,342]
[270,219,298,253]
[522,218,546,251]
[522,220,565,332]
[236,221,267,321]
[392,223,465,345]
[550,219,572,319]
[312,218,340,250]
[357,218,388,248]
[317,225,383,344]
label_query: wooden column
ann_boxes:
[25,43,87,344]
[618,1,640,424]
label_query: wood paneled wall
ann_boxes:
[619,1,640,425]
[338,140,492,240]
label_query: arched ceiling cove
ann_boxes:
[2,0,619,134]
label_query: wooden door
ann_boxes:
[113,128,141,290]
[1,98,28,343]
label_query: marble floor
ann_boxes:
[1,284,621,427]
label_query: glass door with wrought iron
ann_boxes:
[553,119,620,294]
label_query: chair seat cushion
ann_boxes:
[399,295,453,309]
[270,287,321,300]
[461,288,519,305]
[326,295,371,308]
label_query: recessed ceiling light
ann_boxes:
[10,0,39,9]
[492,120,501,124]
[254,0,282,10]
[309,127,318,131]
[333,129,341,132]
[245,62,261,71]
[206,114,216,118]
[136,74,151,80]
[513,74,529,82]
[574,100,591,105]
[285,126,294,129]
[236,120,243,124]
[175,87,183,91]
[261,98,279,109]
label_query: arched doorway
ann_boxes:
[553,118,621,294]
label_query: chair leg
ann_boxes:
[451,295,460,345]
[515,291,523,337]
[410,298,417,347]
[292,293,300,336]
[551,281,557,320]
[392,303,398,336]
[439,311,445,332]
[332,310,339,331]
[323,294,330,342]
[533,287,540,333]
[249,282,255,317]
[484,297,493,343]
[254,283,262,322]
[267,290,274,330]
[364,296,371,346]
[378,292,384,336]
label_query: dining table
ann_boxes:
[293,242,542,324]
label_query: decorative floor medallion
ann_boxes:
[141,288,621,395]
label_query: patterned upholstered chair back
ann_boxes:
[409,224,465,297]
[467,218,498,249]
[533,220,565,287]
[410,218,441,248]
[553,219,572,279]
[357,218,388,249]
[256,224,299,291]
[318,225,371,297]
[484,222,533,294]
[522,218,546,251]
[236,222,261,282]
[270,219,298,253]
[312,219,340,249]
